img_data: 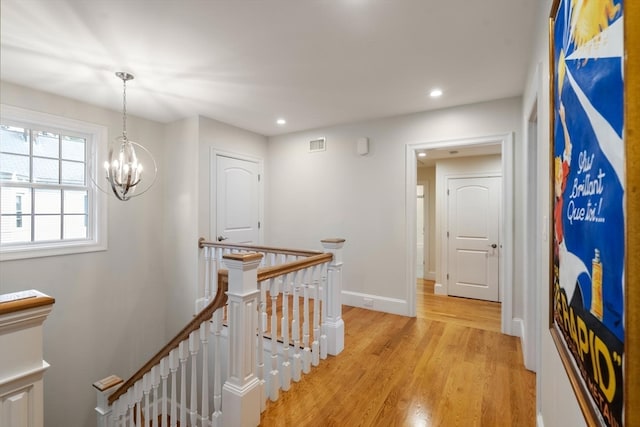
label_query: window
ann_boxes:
[0,105,107,260]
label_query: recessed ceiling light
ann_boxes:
[430,89,443,98]
[276,118,286,125]
[417,152,427,158]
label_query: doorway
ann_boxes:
[405,133,515,335]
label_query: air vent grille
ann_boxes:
[309,137,326,153]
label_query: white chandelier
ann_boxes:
[104,72,157,201]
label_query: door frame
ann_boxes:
[210,148,265,244]
[444,173,502,301]
[405,133,515,336]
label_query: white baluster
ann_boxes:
[160,357,169,427]
[204,247,211,301]
[134,382,142,427]
[178,341,187,426]
[169,349,178,426]
[142,373,150,427]
[151,366,160,427]
[211,309,223,427]
[189,330,199,426]
[291,270,302,382]
[280,271,291,391]
[269,277,280,401]
[320,262,328,360]
[127,388,135,427]
[311,264,321,367]
[302,268,312,374]
[200,322,210,427]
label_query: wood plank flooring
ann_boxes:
[260,280,535,426]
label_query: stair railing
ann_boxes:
[95,238,344,427]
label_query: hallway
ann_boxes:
[260,280,535,426]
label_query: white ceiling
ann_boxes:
[0,1,537,136]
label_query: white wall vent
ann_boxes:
[309,137,326,153]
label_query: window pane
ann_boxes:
[63,215,87,239]
[33,131,59,158]
[0,153,30,182]
[1,215,32,244]
[34,189,60,214]
[34,215,60,241]
[1,187,31,214]
[61,160,84,185]
[0,126,29,155]
[64,190,87,214]
[33,157,59,184]
[62,136,85,161]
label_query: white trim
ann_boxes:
[536,413,545,427]
[209,148,264,245]
[341,291,407,316]
[433,282,446,295]
[0,104,108,261]
[424,271,435,281]
[405,133,515,335]
[523,62,542,374]
[512,317,524,339]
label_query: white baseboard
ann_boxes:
[423,271,436,281]
[536,413,545,427]
[433,282,446,295]
[342,291,408,316]
[512,317,524,338]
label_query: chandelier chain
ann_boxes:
[122,77,127,139]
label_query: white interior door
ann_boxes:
[416,185,425,278]
[447,176,501,301]
[215,154,260,244]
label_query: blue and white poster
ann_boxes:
[551,0,625,426]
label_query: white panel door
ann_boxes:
[447,176,500,301]
[216,155,260,244]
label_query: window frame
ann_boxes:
[0,104,108,261]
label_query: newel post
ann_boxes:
[93,375,123,427]
[222,252,263,427]
[321,238,346,355]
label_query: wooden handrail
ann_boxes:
[199,237,323,258]
[108,272,229,405]
[257,252,333,282]
[0,290,55,315]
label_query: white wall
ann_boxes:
[0,81,168,427]
[266,97,522,315]
[433,155,502,296]
[523,1,587,425]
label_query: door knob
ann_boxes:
[490,243,497,249]
[217,235,228,242]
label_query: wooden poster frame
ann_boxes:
[549,0,637,425]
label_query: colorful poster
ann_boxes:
[551,0,625,426]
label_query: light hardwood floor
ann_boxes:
[260,280,535,426]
